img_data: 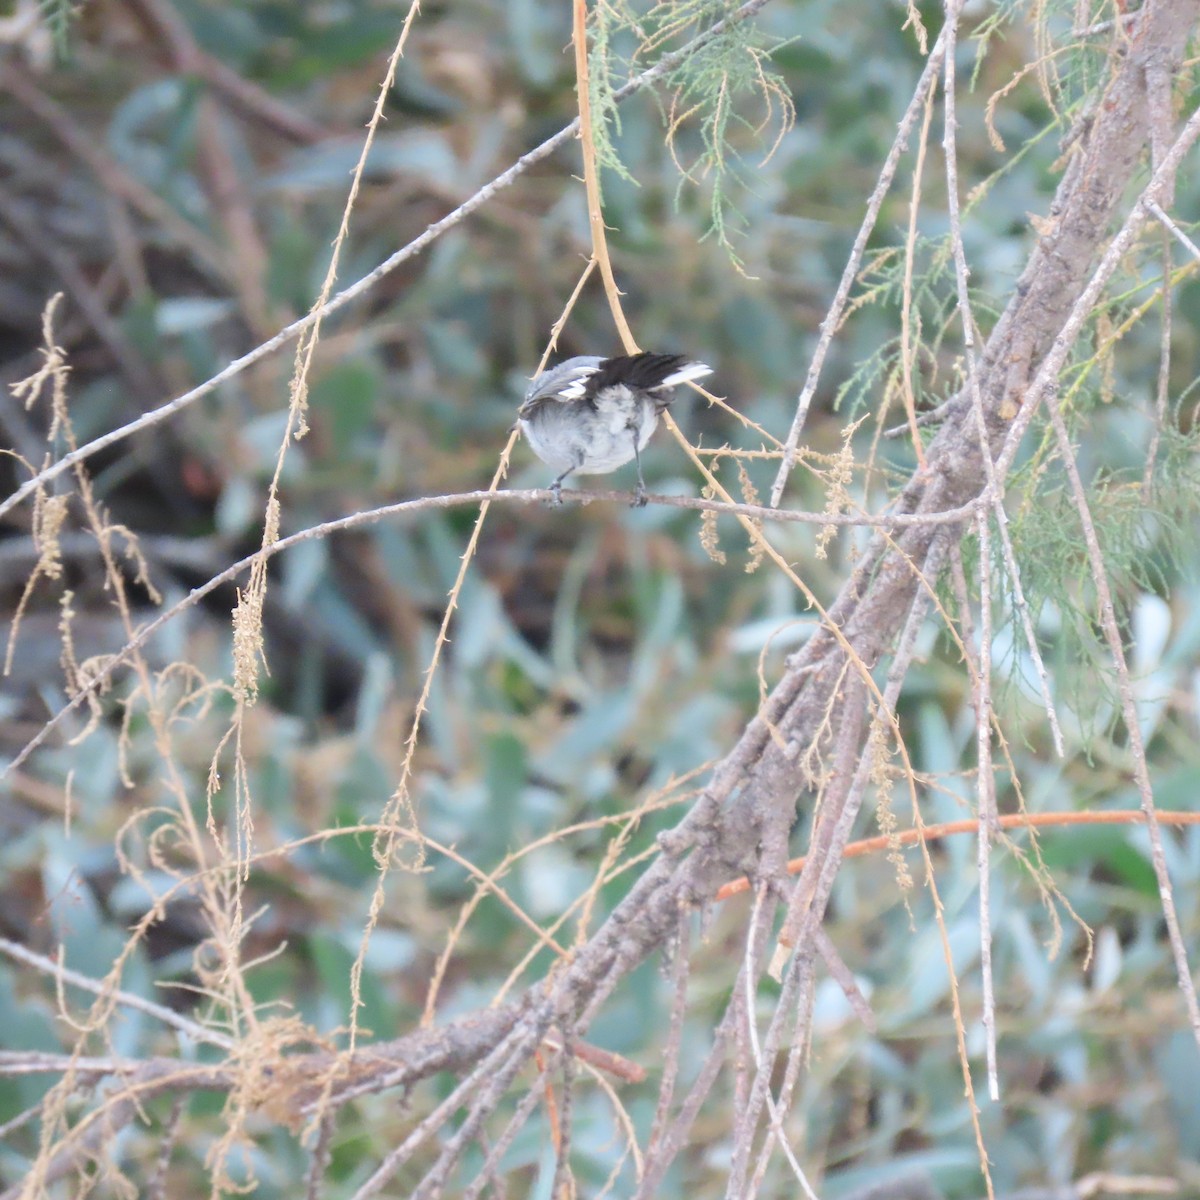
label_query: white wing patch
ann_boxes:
[556,365,601,400]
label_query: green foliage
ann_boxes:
[587,0,796,259]
[35,0,73,60]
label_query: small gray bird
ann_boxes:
[518,352,713,506]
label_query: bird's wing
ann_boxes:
[519,353,713,416]
[518,362,601,418]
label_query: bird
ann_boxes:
[517,351,713,506]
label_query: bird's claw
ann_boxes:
[548,481,565,507]
[631,483,648,509]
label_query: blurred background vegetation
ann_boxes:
[2,0,1200,1195]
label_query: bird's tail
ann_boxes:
[659,361,713,388]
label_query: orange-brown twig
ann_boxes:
[715,809,1200,901]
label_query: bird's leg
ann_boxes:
[630,429,648,508]
[549,465,573,506]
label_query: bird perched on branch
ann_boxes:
[518,351,713,506]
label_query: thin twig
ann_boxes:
[1073,13,1139,36]
[548,1043,579,1200]
[460,1083,544,1200]
[1148,201,1200,260]
[947,531,998,1099]
[0,935,232,1051]
[973,508,1000,1102]
[737,885,819,1200]
[304,1107,336,1200]
[146,1093,185,1200]
[348,1024,544,1199]
[814,929,875,1032]
[899,75,938,466]
[773,539,943,964]
[747,937,819,1196]
[1143,223,1173,503]
[645,918,692,1159]
[0,1059,230,1200]
[574,0,637,352]
[0,1100,46,1143]
[636,1004,738,1198]
[714,807,1200,901]
[769,26,949,506]
[407,1040,560,1200]
[939,0,1000,1103]
[1043,394,1200,1045]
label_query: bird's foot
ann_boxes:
[631,482,648,509]
[548,481,565,507]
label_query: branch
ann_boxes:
[2,486,977,781]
